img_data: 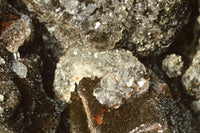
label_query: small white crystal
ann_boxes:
[0,107,3,114]
[0,56,5,65]
[12,61,28,78]
[0,94,4,102]
[54,46,149,107]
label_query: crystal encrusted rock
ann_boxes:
[22,0,188,56]
[182,50,200,99]
[54,46,149,107]
[162,54,183,78]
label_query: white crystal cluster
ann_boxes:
[162,54,183,78]
[53,46,149,107]
[12,61,28,79]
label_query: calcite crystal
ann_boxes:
[182,50,200,99]
[22,0,188,56]
[54,46,149,107]
[162,54,183,78]
[12,61,28,79]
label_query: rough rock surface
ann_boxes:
[162,54,183,78]
[54,46,149,107]
[0,0,199,132]
[70,71,195,133]
[22,0,188,56]
[182,50,200,99]
[0,13,31,53]
[12,60,28,78]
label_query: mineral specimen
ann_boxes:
[12,61,28,79]
[182,50,200,99]
[191,100,200,113]
[0,0,197,132]
[162,54,183,78]
[22,0,188,56]
[70,73,195,133]
[9,59,63,133]
[0,13,31,53]
[54,46,149,107]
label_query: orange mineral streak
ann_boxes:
[93,109,106,125]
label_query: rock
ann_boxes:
[12,61,28,78]
[0,13,31,53]
[22,0,188,56]
[182,50,200,99]
[162,54,183,78]
[0,59,21,124]
[70,71,195,133]
[191,100,200,113]
[0,56,5,65]
[8,58,63,133]
[54,46,149,107]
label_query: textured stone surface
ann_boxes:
[70,72,195,133]
[22,0,188,56]
[12,61,28,78]
[54,46,149,107]
[182,50,200,99]
[0,13,31,53]
[191,100,200,113]
[0,0,198,132]
[8,59,63,133]
[162,54,183,78]
[0,62,20,123]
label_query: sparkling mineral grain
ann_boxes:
[191,100,200,113]
[0,56,5,65]
[162,54,183,78]
[0,13,31,53]
[128,123,168,133]
[12,61,28,79]
[22,0,188,56]
[54,47,149,107]
[182,50,200,99]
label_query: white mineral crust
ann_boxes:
[54,46,149,107]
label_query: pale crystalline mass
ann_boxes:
[12,61,28,79]
[162,54,183,78]
[54,47,149,107]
